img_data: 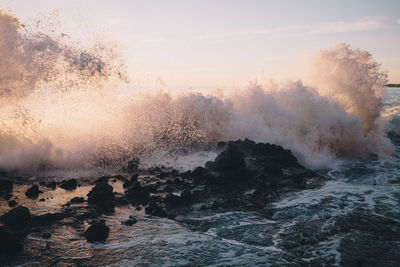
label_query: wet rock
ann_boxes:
[214,145,246,172]
[125,158,140,173]
[123,173,139,188]
[0,206,31,226]
[125,182,150,205]
[216,141,227,150]
[145,202,167,218]
[8,200,17,207]
[41,232,51,239]
[31,212,64,225]
[164,193,182,206]
[25,185,39,199]
[0,179,12,193]
[70,197,84,204]
[87,182,114,204]
[60,179,77,190]
[0,227,23,254]
[95,176,109,184]
[84,221,110,242]
[39,181,56,190]
[124,218,137,226]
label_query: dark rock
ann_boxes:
[126,158,140,172]
[41,233,51,239]
[125,182,150,205]
[0,227,23,254]
[40,181,56,190]
[0,179,12,193]
[59,179,77,190]
[216,141,227,150]
[87,182,114,204]
[8,200,17,207]
[70,197,84,204]
[25,185,39,198]
[124,218,137,226]
[180,189,192,200]
[3,193,12,200]
[164,193,182,205]
[0,206,31,226]
[95,176,109,184]
[214,145,246,172]
[84,221,110,242]
[31,213,64,225]
[145,202,167,218]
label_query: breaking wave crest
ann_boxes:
[0,10,394,174]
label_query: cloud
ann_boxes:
[255,17,387,36]
[397,18,400,24]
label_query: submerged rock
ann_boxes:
[0,206,31,226]
[124,218,137,226]
[60,179,78,190]
[84,221,110,242]
[0,227,23,254]
[25,185,39,199]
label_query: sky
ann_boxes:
[1,0,400,90]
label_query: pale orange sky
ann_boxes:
[2,0,400,90]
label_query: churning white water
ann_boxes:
[0,9,396,175]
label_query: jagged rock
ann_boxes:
[87,182,114,204]
[0,206,31,226]
[214,145,246,172]
[84,221,110,242]
[25,185,39,198]
[60,179,77,190]
[0,227,23,254]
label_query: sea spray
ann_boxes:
[0,9,394,174]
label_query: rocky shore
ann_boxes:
[0,139,326,265]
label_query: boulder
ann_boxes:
[0,227,23,254]
[70,197,84,204]
[84,221,110,242]
[0,206,31,226]
[214,145,246,172]
[87,182,114,204]
[25,185,39,198]
[8,200,17,207]
[125,182,150,205]
[60,179,77,190]
[0,179,12,193]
